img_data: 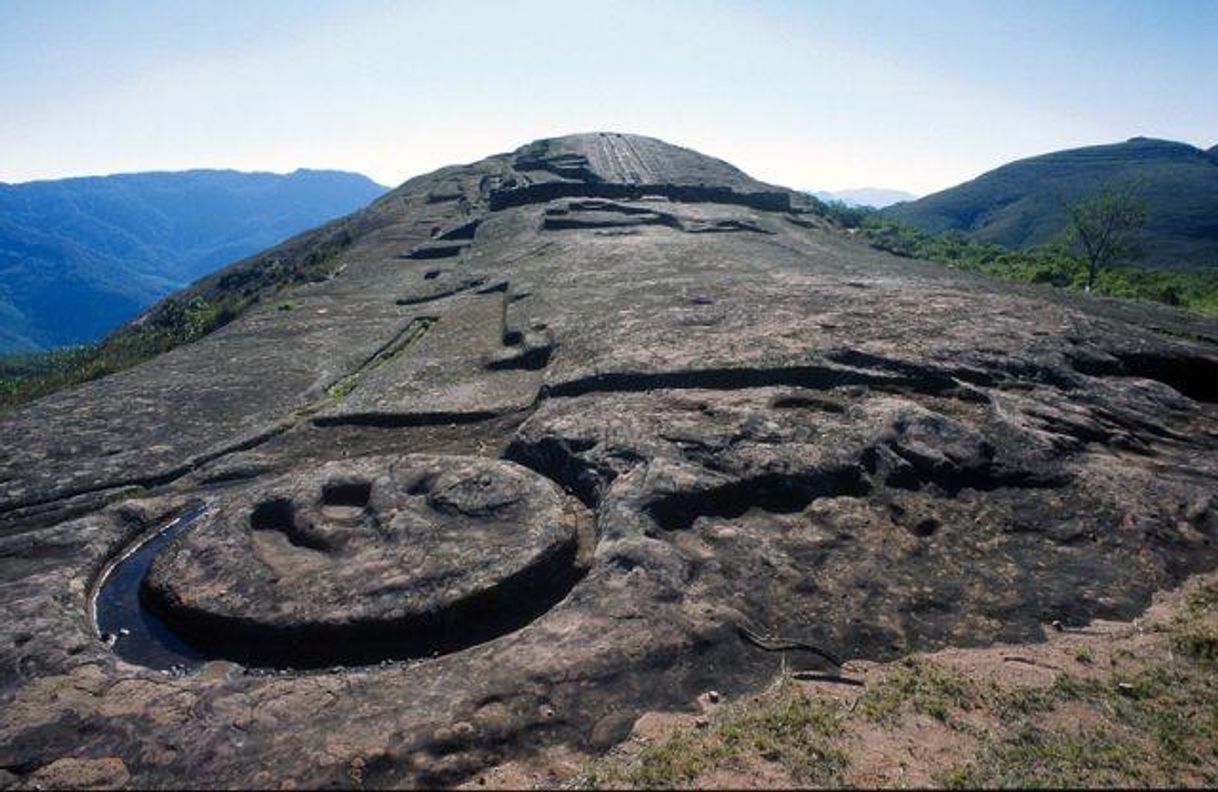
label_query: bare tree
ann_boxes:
[1064,180,1149,292]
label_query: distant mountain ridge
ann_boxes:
[810,187,916,208]
[882,137,1218,269]
[0,169,387,352]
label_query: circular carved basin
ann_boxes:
[142,454,589,667]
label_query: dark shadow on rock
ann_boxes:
[646,467,870,531]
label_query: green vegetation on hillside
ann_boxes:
[0,220,357,415]
[0,294,246,413]
[0,169,385,352]
[1063,179,1149,291]
[879,137,1218,270]
[857,214,1218,316]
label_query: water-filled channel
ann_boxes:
[93,506,209,671]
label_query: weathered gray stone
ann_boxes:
[143,455,590,667]
[1,132,1216,787]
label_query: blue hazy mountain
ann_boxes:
[810,187,917,209]
[0,169,387,352]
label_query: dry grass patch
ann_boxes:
[855,656,980,725]
[580,673,850,789]
[565,573,1218,789]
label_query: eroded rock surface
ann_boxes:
[143,455,590,667]
[1,132,1217,788]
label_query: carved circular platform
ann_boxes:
[142,454,588,667]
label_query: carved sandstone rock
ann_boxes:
[142,455,590,667]
[0,133,1215,788]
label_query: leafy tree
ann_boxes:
[1063,181,1149,292]
[858,217,1218,317]
[818,199,874,229]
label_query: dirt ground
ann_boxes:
[460,569,1218,789]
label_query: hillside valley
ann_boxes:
[882,137,1218,269]
[810,187,917,209]
[0,169,386,352]
[0,133,1216,788]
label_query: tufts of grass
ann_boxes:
[591,674,850,789]
[989,672,1097,720]
[102,485,150,505]
[584,574,1218,789]
[327,374,359,401]
[711,688,848,786]
[1172,631,1218,666]
[1179,582,1218,620]
[1168,580,1218,668]
[628,732,706,789]
[912,574,1218,788]
[949,662,1218,787]
[940,725,1148,789]
[855,657,979,725]
[941,584,1218,789]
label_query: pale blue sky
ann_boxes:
[2,0,1215,194]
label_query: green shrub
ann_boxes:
[0,293,248,415]
[861,219,1218,317]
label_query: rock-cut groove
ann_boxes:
[489,182,792,213]
[326,317,437,399]
[1071,350,1218,404]
[396,278,488,306]
[139,531,587,670]
[647,467,871,532]
[436,218,480,241]
[504,436,605,508]
[312,409,508,429]
[94,500,591,670]
[401,241,468,260]
[868,444,1073,496]
[91,506,211,671]
[544,364,965,400]
[249,497,332,553]
[0,420,294,525]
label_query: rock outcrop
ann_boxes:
[143,455,590,668]
[1,132,1216,788]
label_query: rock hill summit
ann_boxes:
[2,132,1217,787]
